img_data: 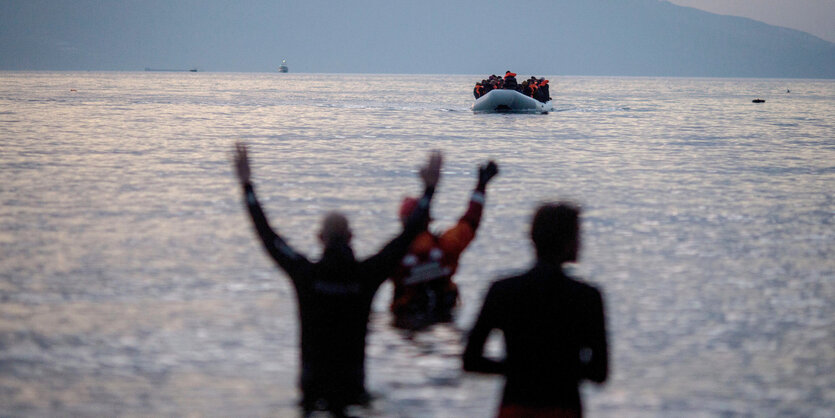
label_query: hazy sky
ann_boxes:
[1,0,833,76]
[668,0,835,42]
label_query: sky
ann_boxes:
[1,0,833,77]
[668,0,835,43]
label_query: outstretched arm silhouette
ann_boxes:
[364,151,442,284]
[234,142,311,278]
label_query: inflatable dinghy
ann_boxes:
[473,89,553,114]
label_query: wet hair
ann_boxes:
[320,211,351,246]
[531,202,580,262]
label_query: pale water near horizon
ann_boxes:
[1,72,833,417]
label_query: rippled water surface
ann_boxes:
[1,72,833,417]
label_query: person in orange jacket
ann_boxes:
[483,78,494,95]
[389,160,499,330]
[503,71,518,91]
[537,78,551,102]
[474,82,484,99]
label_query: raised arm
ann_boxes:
[234,142,309,275]
[437,160,499,257]
[364,151,442,282]
[460,160,499,229]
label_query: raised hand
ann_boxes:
[420,150,443,189]
[478,160,499,188]
[233,142,251,185]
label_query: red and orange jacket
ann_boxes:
[389,190,485,307]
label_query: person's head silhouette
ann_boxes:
[531,202,580,264]
[318,211,352,247]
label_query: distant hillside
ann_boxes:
[1,0,833,78]
[436,0,835,78]
[535,0,835,78]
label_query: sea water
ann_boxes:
[0,72,833,417]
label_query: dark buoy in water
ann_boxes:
[752,98,765,103]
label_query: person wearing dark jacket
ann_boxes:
[483,80,494,95]
[234,143,442,417]
[503,71,518,91]
[528,79,539,98]
[463,202,608,418]
[520,80,531,97]
[537,78,551,102]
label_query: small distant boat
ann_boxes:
[752,98,766,103]
[473,89,553,114]
[278,59,288,73]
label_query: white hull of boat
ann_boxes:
[472,89,552,114]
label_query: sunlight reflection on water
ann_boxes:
[1,72,833,417]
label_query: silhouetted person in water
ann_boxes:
[234,143,441,417]
[463,203,608,418]
[389,160,499,330]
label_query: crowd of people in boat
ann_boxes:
[474,71,552,103]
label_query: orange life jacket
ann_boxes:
[396,225,473,287]
[390,207,479,313]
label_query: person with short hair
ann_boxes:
[463,202,608,418]
[234,143,442,416]
[482,79,494,95]
[520,80,532,97]
[536,78,551,103]
[503,71,518,91]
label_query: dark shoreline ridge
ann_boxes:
[144,68,198,72]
